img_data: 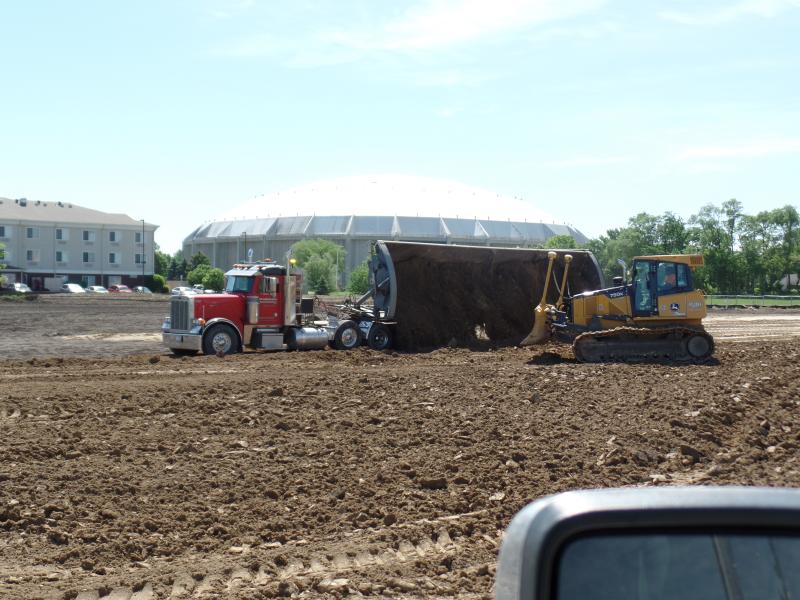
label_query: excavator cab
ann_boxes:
[630,256,706,325]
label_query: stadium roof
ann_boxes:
[215,175,556,224]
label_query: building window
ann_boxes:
[135,232,143,243]
[83,252,95,264]
[109,231,120,243]
[109,252,119,264]
[0,225,6,238]
[55,228,69,241]
[82,230,95,242]
[56,250,68,263]
[135,253,144,264]
[26,227,39,239]
[26,249,40,262]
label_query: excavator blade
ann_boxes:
[371,241,604,350]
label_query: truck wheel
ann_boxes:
[333,320,362,350]
[203,323,239,355]
[171,349,197,357]
[367,323,393,350]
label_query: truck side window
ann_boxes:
[260,277,276,295]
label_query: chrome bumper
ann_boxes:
[162,331,202,351]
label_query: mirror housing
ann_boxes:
[495,487,800,600]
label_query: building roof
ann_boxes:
[186,214,588,245]
[187,175,587,243]
[0,197,154,227]
[216,175,556,223]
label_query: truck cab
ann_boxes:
[162,260,326,355]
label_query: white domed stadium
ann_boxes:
[182,175,588,285]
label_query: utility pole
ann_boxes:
[141,219,146,282]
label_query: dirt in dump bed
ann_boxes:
[389,246,603,350]
[1,338,798,599]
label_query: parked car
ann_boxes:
[171,286,195,295]
[61,283,86,294]
[108,284,133,293]
[86,285,109,294]
[133,286,153,294]
[5,282,33,293]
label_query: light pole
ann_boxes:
[141,219,146,282]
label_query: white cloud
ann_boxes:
[659,0,800,26]
[344,0,606,51]
[207,0,256,20]
[542,155,635,168]
[215,0,606,63]
[673,139,800,160]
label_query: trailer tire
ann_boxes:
[333,320,362,350]
[367,323,393,351]
[203,323,239,355]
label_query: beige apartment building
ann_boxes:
[0,197,157,290]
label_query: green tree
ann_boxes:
[168,250,186,279]
[144,274,168,293]
[201,268,225,292]
[769,205,800,291]
[0,242,6,287]
[189,251,211,272]
[544,234,579,249]
[655,213,688,254]
[153,243,170,277]
[291,239,345,291]
[348,261,370,294]
[688,204,740,293]
[304,255,335,294]
[187,264,213,287]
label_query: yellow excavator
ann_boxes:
[521,251,715,362]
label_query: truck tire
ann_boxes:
[333,320,362,350]
[203,323,239,355]
[367,323,393,351]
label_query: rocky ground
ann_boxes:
[0,297,798,599]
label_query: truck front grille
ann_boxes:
[170,296,192,331]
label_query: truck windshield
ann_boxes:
[225,276,252,293]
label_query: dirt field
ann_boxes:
[1,296,799,599]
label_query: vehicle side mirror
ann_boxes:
[495,487,800,600]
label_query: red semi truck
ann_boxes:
[161,259,390,355]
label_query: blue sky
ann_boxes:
[1,0,799,252]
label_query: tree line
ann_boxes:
[583,200,799,294]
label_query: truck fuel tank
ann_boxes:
[285,327,329,351]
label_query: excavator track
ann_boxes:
[572,326,715,363]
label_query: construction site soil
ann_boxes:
[1,295,799,599]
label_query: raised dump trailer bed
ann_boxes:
[363,241,605,350]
